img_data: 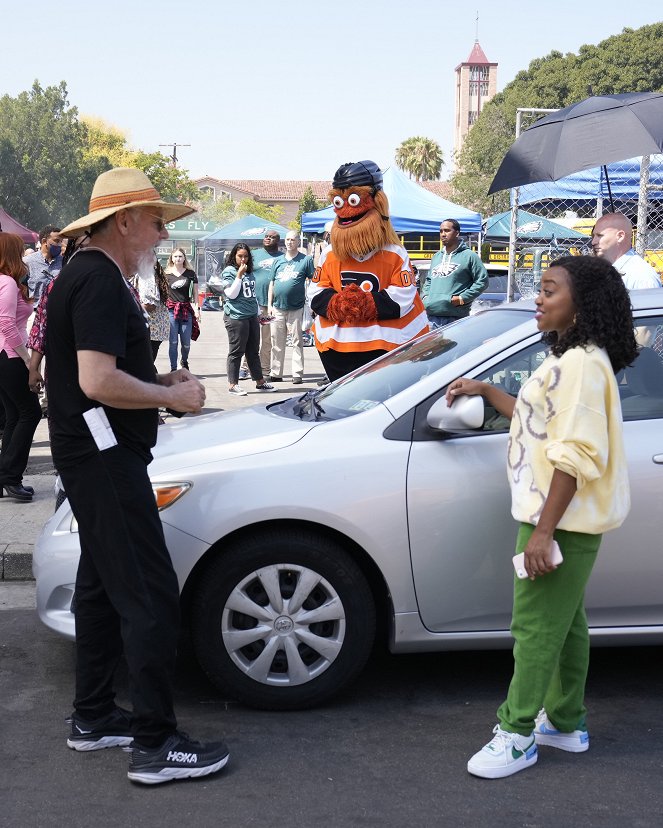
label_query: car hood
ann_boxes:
[149,406,316,475]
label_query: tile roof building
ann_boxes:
[195,177,332,224]
[195,176,454,224]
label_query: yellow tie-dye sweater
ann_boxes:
[508,344,630,533]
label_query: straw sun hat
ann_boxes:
[61,167,196,237]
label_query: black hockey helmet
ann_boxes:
[332,160,383,193]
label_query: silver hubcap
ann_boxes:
[221,563,346,686]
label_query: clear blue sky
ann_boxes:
[3,1,661,182]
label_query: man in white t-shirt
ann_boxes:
[591,213,661,290]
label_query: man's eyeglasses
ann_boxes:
[143,211,167,232]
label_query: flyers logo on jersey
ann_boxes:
[340,270,379,293]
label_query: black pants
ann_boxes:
[0,351,41,485]
[150,340,162,362]
[319,348,387,382]
[224,315,263,384]
[58,445,181,747]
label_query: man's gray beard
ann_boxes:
[136,251,157,281]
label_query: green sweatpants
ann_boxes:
[497,523,601,736]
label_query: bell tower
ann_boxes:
[454,22,497,160]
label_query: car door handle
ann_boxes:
[654,455,663,464]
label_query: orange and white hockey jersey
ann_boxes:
[309,244,429,353]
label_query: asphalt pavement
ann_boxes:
[2,310,663,825]
[1,594,662,827]
[0,307,327,581]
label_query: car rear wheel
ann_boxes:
[191,528,376,710]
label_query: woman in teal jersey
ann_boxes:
[221,243,275,396]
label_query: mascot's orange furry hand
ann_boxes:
[326,284,378,324]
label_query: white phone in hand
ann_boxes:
[512,541,563,579]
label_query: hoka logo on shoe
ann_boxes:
[167,751,198,763]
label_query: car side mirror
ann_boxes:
[427,394,485,432]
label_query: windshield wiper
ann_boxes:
[292,390,318,419]
[292,389,327,421]
[311,397,326,420]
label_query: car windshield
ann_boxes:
[278,309,534,422]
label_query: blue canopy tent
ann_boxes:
[302,166,482,235]
[198,214,291,289]
[200,214,290,242]
[517,157,663,207]
[483,209,588,242]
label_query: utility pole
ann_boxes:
[159,142,191,167]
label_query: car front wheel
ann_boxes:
[191,528,376,710]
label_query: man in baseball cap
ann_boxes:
[46,168,230,785]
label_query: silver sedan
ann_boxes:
[33,289,663,710]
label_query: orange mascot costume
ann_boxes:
[309,160,429,381]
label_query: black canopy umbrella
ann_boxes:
[488,92,663,209]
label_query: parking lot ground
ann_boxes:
[1,587,662,828]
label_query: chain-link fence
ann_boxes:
[488,108,663,298]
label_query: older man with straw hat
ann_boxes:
[46,168,230,785]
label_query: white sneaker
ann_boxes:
[467,725,537,779]
[228,385,248,396]
[534,710,589,753]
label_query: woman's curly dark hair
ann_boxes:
[542,256,638,373]
[227,242,254,273]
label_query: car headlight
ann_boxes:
[56,482,192,535]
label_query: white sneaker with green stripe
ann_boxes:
[467,724,537,779]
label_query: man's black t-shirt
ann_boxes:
[46,248,159,468]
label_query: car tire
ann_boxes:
[191,528,376,710]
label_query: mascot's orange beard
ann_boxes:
[329,189,401,260]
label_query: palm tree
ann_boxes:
[395,136,444,181]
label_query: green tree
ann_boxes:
[450,105,514,215]
[81,116,133,168]
[0,81,105,229]
[129,151,199,203]
[81,118,199,203]
[197,195,285,228]
[451,22,663,212]
[395,136,444,181]
[235,198,284,224]
[197,191,238,226]
[293,185,325,231]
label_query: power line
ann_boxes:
[158,142,191,167]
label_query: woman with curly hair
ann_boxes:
[446,255,638,779]
[220,243,275,396]
[0,233,42,501]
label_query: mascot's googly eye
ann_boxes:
[347,193,361,207]
[332,195,345,209]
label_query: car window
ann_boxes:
[619,316,663,421]
[476,341,550,431]
[476,319,663,428]
[314,310,534,420]
[275,309,535,422]
[410,336,546,441]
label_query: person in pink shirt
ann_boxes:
[0,233,41,501]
